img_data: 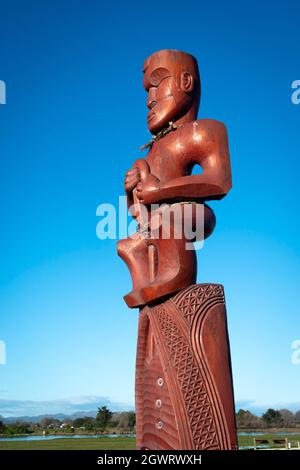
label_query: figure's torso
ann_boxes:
[143,123,195,184]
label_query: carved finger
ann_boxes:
[127,168,140,177]
[125,181,136,192]
[136,189,143,200]
[126,174,139,184]
[126,173,138,181]
[125,180,136,188]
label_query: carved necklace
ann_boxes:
[140,121,182,150]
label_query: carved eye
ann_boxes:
[149,67,170,86]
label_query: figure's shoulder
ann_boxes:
[181,119,228,141]
[178,119,229,161]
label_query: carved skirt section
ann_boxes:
[135,284,237,450]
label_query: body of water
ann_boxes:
[0,431,299,442]
[238,432,300,436]
[0,434,134,442]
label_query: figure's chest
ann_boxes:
[145,137,187,183]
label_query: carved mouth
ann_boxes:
[147,112,155,122]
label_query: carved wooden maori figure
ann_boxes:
[117,49,237,450]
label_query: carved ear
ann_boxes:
[180,72,194,93]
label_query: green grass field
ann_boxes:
[0,434,300,450]
[0,437,136,450]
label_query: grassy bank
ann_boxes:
[1,433,300,450]
[0,437,136,450]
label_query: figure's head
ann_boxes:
[143,49,201,135]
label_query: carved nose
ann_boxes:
[148,100,157,110]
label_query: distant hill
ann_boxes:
[0,396,134,422]
[2,410,99,424]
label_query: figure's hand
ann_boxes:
[136,175,160,205]
[125,168,140,193]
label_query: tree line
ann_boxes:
[1,407,300,436]
[236,408,300,428]
[0,407,136,435]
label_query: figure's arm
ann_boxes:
[137,119,232,204]
[157,174,229,200]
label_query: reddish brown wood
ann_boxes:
[135,284,237,450]
[117,49,237,450]
[117,50,231,308]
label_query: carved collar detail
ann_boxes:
[140,122,182,150]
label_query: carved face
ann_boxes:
[143,65,195,135]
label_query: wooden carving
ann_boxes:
[117,49,237,450]
[136,284,237,450]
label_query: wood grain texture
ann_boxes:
[118,50,231,309]
[135,283,237,450]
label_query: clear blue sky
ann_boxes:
[0,0,300,416]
